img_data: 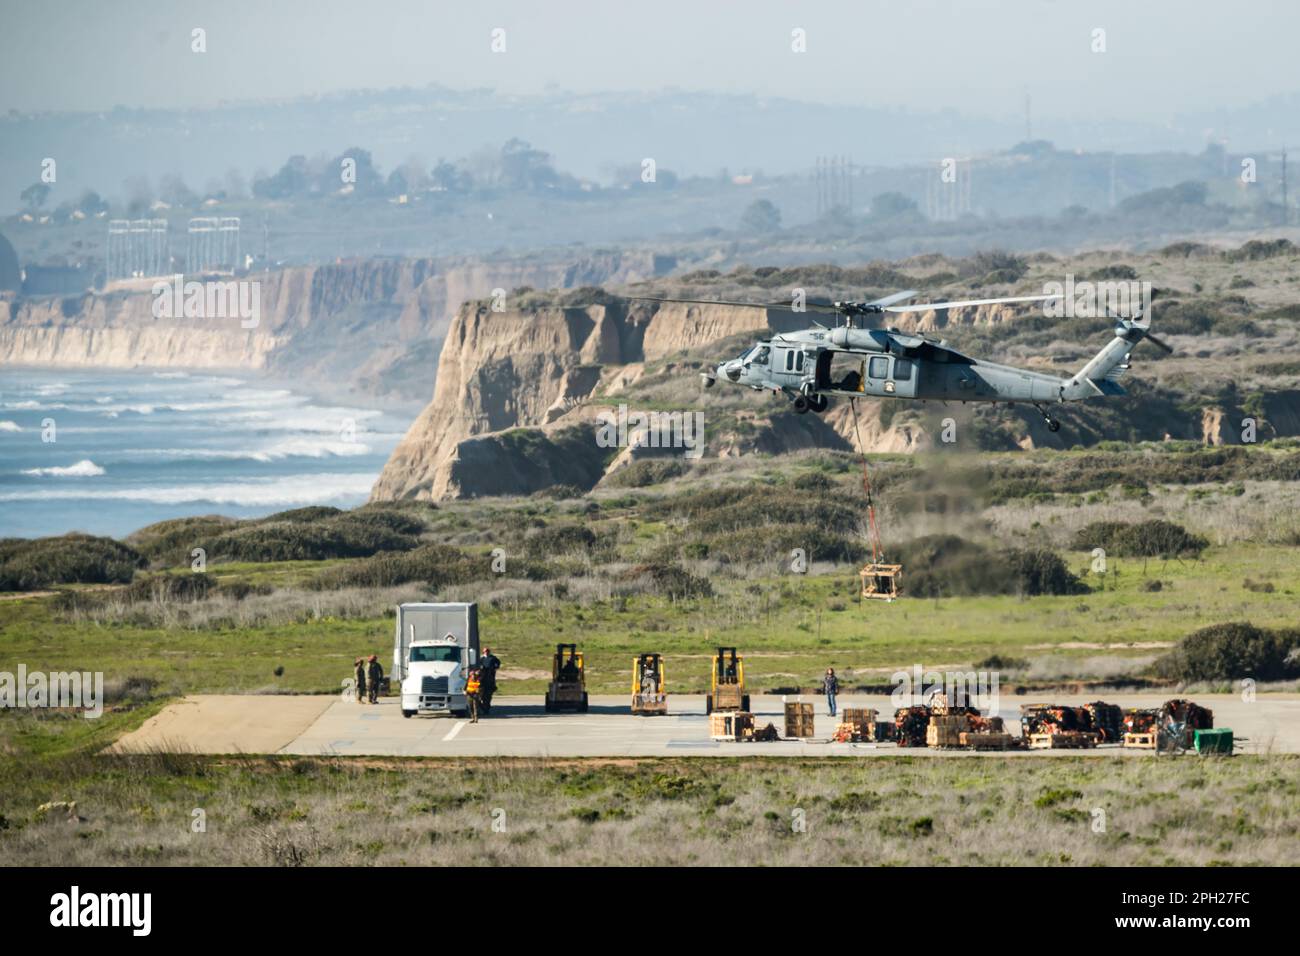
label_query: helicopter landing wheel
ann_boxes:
[792,394,810,414]
[808,394,829,414]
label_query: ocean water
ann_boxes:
[0,370,410,539]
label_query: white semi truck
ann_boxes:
[393,602,480,718]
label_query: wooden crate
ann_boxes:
[784,701,815,738]
[861,562,902,601]
[960,731,1013,750]
[1123,731,1157,750]
[710,711,754,741]
[842,707,877,728]
[927,714,969,747]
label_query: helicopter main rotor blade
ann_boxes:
[883,293,1063,313]
[625,294,837,313]
[864,290,920,308]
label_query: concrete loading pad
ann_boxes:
[107,693,1300,757]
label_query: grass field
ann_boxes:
[2,740,1295,866]
[3,540,1297,697]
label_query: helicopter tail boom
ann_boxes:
[1061,315,1164,401]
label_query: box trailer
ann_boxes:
[393,603,480,718]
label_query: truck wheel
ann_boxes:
[402,709,413,719]
[579,693,589,713]
[705,694,713,715]
[742,695,751,712]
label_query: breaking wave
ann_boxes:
[21,459,107,477]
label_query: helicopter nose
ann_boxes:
[724,362,742,383]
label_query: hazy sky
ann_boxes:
[3,0,1298,121]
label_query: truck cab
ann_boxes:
[394,602,480,718]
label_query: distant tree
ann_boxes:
[76,189,108,215]
[158,174,197,208]
[253,155,311,200]
[739,198,782,233]
[122,175,154,217]
[327,147,383,195]
[1120,180,1208,212]
[386,159,429,197]
[869,192,918,219]
[498,138,563,191]
[20,182,50,210]
[430,158,471,192]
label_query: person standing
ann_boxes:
[366,654,383,704]
[465,666,482,723]
[353,658,366,703]
[478,647,500,712]
[822,667,839,717]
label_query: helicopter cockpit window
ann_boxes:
[753,346,770,366]
[893,358,913,381]
[869,356,889,379]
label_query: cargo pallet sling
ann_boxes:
[850,398,901,600]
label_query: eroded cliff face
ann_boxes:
[0,251,665,403]
[371,292,802,500]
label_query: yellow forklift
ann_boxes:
[631,653,668,715]
[545,643,588,713]
[706,647,749,714]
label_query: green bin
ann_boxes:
[1194,728,1233,755]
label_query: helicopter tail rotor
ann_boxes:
[1118,310,1174,354]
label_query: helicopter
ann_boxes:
[633,290,1171,432]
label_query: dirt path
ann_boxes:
[107,694,336,754]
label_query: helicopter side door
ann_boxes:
[772,345,808,389]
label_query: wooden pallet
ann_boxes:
[861,562,903,601]
[1030,732,1099,749]
[960,731,1013,750]
[1123,731,1157,749]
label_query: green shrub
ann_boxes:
[604,459,690,488]
[894,535,1085,597]
[0,534,144,590]
[311,545,553,590]
[1073,519,1207,558]
[1156,622,1300,682]
[622,562,712,600]
[523,524,600,558]
[125,515,240,565]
